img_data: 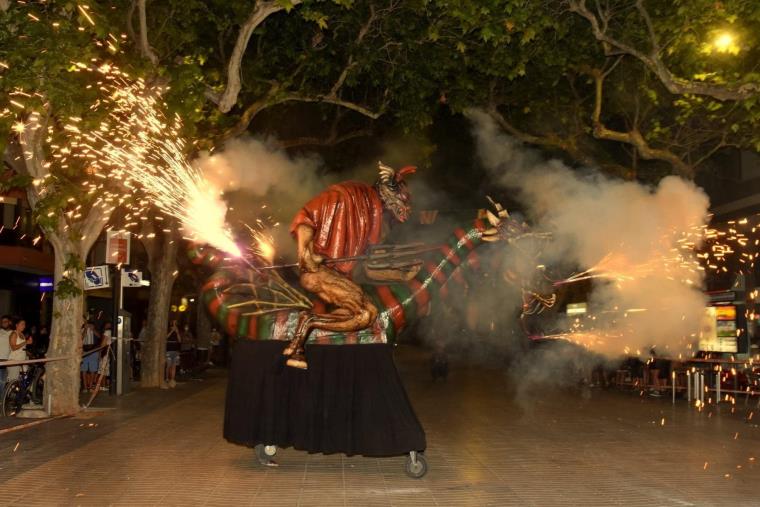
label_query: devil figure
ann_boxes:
[284,162,418,368]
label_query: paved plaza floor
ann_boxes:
[0,345,758,506]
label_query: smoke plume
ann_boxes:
[194,137,329,261]
[467,109,710,359]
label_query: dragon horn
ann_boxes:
[378,161,395,183]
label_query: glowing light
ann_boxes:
[66,67,241,256]
[77,4,96,26]
[712,32,739,54]
[714,32,734,51]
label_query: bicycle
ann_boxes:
[2,350,45,417]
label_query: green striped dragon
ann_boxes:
[189,200,551,346]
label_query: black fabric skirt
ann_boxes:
[224,340,426,457]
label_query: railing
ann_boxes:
[615,357,760,408]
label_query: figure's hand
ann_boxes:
[295,225,323,273]
[364,261,422,282]
[299,248,324,273]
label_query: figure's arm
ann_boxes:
[364,262,422,282]
[9,332,22,351]
[295,224,324,273]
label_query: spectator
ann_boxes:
[648,347,662,396]
[133,319,147,380]
[180,324,194,372]
[35,325,50,356]
[209,328,221,366]
[164,320,182,388]
[196,325,211,367]
[99,322,113,391]
[430,340,449,382]
[0,315,12,386]
[80,321,101,392]
[7,317,31,381]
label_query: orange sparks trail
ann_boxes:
[16,62,241,256]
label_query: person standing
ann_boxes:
[196,324,211,368]
[180,324,195,373]
[209,328,221,366]
[164,320,182,388]
[80,321,101,392]
[0,315,12,386]
[35,325,50,357]
[132,318,147,380]
[7,317,31,381]
[98,322,113,391]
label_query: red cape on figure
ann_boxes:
[290,181,384,276]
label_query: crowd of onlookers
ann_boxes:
[81,317,226,391]
[0,308,230,403]
[158,319,223,389]
[0,314,49,389]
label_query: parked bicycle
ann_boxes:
[2,349,45,417]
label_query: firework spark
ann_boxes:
[67,68,241,256]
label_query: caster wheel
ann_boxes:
[404,451,427,479]
[255,444,278,466]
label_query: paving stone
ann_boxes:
[0,346,758,505]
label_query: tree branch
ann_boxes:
[280,94,385,119]
[568,0,760,101]
[137,0,159,65]
[126,0,137,47]
[588,67,693,177]
[635,0,659,54]
[212,0,302,112]
[270,127,373,150]
[18,112,48,181]
[224,88,385,140]
[487,105,605,170]
[329,5,377,98]
[222,88,279,139]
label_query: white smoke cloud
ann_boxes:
[193,137,330,261]
[467,109,710,358]
[195,137,325,198]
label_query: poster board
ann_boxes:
[699,305,738,353]
[105,231,131,265]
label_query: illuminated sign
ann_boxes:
[38,276,53,293]
[699,306,738,353]
[566,303,587,316]
[715,306,736,321]
[84,265,110,290]
[105,231,131,265]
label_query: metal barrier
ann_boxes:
[617,357,760,408]
[0,342,112,414]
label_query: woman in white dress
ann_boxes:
[7,318,31,381]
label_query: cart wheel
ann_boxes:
[404,451,427,479]
[255,444,278,466]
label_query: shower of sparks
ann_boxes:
[22,62,242,256]
[91,75,240,255]
[244,223,276,264]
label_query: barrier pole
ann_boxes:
[687,370,692,403]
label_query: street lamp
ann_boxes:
[711,31,739,54]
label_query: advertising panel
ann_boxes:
[699,305,738,353]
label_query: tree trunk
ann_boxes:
[140,230,178,387]
[45,237,85,415]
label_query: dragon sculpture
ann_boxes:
[189,199,555,356]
